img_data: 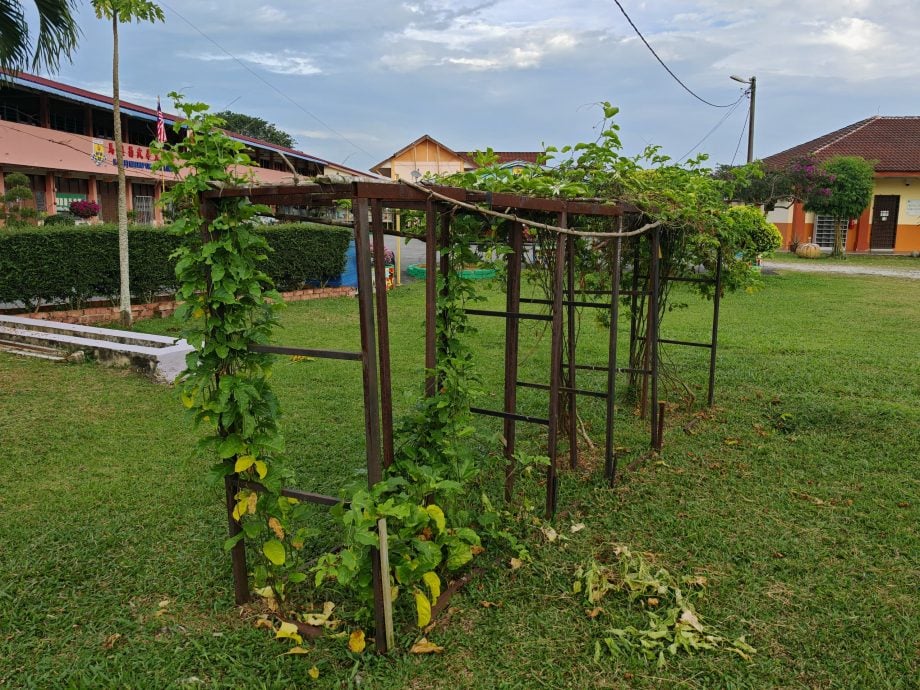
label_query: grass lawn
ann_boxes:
[771,252,920,270]
[1,271,918,689]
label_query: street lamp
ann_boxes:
[730,74,756,163]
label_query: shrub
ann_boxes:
[260,222,351,290]
[43,213,77,227]
[0,222,350,310]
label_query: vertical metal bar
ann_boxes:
[546,234,566,518]
[649,226,661,450]
[707,247,723,407]
[605,223,623,484]
[628,240,640,388]
[424,200,438,397]
[564,211,577,469]
[371,199,394,469]
[353,196,388,653]
[503,222,523,502]
[225,476,250,605]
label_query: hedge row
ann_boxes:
[0,222,351,309]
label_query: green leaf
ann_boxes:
[262,539,285,566]
[446,542,473,570]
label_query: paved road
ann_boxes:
[762,260,920,280]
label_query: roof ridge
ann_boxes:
[813,116,878,155]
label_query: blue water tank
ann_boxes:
[328,240,357,288]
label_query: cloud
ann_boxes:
[191,50,322,76]
[816,17,885,51]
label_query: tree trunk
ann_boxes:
[832,217,845,259]
[112,14,132,326]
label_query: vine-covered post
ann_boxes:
[503,221,523,502]
[707,247,723,407]
[649,227,661,451]
[352,196,390,653]
[605,217,624,485]
[563,210,578,470]
[546,233,566,517]
[424,200,437,397]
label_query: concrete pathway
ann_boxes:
[762,260,920,280]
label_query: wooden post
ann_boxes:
[503,222,523,502]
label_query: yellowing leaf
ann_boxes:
[422,571,441,604]
[510,557,523,570]
[234,455,256,473]
[414,590,432,628]
[425,505,446,533]
[308,666,320,680]
[181,391,195,409]
[410,637,444,654]
[263,540,285,566]
[275,621,302,645]
[254,460,268,479]
[268,517,285,540]
[347,629,366,654]
[284,646,310,655]
[303,601,336,627]
[192,307,205,318]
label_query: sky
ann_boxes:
[29,0,920,172]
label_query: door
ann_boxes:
[870,195,899,249]
[98,181,118,222]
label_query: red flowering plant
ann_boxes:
[69,199,100,219]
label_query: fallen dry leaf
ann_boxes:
[570,522,586,534]
[410,637,445,654]
[586,607,603,618]
[646,597,660,607]
[470,545,485,555]
[284,646,310,655]
[509,557,523,570]
[102,633,121,650]
[308,666,320,680]
[679,609,704,633]
[302,601,336,627]
[254,617,274,630]
[541,526,558,542]
[347,629,366,654]
[479,601,501,608]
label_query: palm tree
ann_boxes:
[0,0,80,74]
[92,0,164,326]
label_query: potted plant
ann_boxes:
[371,245,396,290]
[69,199,100,221]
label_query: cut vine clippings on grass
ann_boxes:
[573,546,755,668]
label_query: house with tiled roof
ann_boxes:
[370,134,543,180]
[762,116,920,253]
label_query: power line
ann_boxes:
[612,0,739,108]
[677,94,746,162]
[159,2,375,163]
[730,102,750,166]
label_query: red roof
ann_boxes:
[762,116,920,173]
[5,70,370,176]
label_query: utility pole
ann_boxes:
[731,75,756,163]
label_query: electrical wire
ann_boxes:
[677,93,746,162]
[730,102,750,166]
[612,0,738,108]
[159,2,375,163]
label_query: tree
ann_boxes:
[0,0,79,74]
[92,0,165,326]
[1,172,37,227]
[802,156,875,258]
[214,111,296,149]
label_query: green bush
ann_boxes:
[260,222,351,290]
[0,222,350,310]
[43,213,77,227]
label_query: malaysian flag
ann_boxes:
[156,97,167,143]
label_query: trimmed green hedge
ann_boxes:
[0,222,351,309]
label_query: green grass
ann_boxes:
[772,252,920,270]
[1,272,918,689]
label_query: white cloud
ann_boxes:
[817,17,885,51]
[190,51,322,76]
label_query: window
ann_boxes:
[814,215,847,249]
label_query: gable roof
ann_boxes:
[762,116,920,173]
[4,70,370,176]
[370,134,468,174]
